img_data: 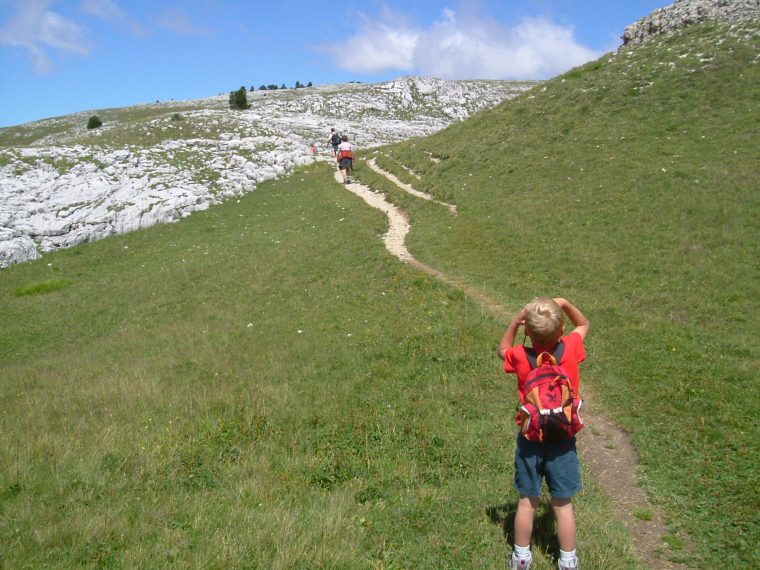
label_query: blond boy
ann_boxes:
[498,298,590,570]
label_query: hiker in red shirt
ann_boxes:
[336,135,356,184]
[497,297,590,570]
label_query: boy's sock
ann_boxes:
[559,549,578,568]
[514,544,532,560]
[509,544,533,569]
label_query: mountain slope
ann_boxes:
[0,77,535,269]
[371,17,759,568]
[1,3,758,569]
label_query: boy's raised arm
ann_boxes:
[554,298,590,340]
[497,306,528,360]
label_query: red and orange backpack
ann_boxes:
[517,342,585,442]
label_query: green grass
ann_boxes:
[363,22,760,568]
[0,164,637,569]
[1,19,757,569]
[14,279,73,297]
[633,508,654,522]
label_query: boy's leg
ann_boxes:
[509,496,538,569]
[514,495,539,547]
[513,435,543,547]
[511,434,544,568]
[551,497,576,551]
[544,439,581,567]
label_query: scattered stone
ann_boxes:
[0,77,536,268]
[622,0,760,45]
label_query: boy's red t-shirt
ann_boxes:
[503,331,587,399]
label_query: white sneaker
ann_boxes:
[558,558,579,570]
[508,553,532,570]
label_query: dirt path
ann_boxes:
[335,166,686,569]
[366,158,458,215]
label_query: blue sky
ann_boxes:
[0,0,667,128]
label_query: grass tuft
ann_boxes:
[633,508,654,522]
[14,279,73,297]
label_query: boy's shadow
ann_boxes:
[486,500,559,561]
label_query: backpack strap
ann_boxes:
[524,341,565,369]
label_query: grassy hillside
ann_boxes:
[368,21,759,567]
[0,165,637,569]
[0,19,757,570]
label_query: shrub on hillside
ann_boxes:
[87,115,102,129]
[228,86,250,110]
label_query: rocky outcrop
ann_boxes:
[0,77,535,269]
[622,0,760,45]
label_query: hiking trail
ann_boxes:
[334,163,687,569]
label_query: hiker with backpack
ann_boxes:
[336,134,356,184]
[328,128,341,157]
[497,297,590,570]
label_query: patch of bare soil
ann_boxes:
[336,167,688,568]
[579,389,687,568]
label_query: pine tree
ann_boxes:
[229,86,249,110]
[87,115,102,129]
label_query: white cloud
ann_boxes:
[324,10,419,73]
[80,0,124,21]
[38,10,90,54]
[80,0,146,36]
[0,0,92,73]
[324,7,602,80]
[158,8,213,37]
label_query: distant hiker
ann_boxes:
[328,128,341,157]
[336,134,356,184]
[497,297,590,570]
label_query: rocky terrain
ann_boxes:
[622,0,760,44]
[6,1,757,270]
[0,77,537,268]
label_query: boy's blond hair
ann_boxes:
[524,297,564,344]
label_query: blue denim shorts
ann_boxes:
[514,433,582,499]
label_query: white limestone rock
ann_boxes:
[0,228,41,266]
[622,0,760,45]
[0,77,538,268]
